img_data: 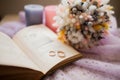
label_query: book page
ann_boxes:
[0,32,40,71]
[13,25,82,74]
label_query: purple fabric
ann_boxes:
[0,21,25,38]
[19,11,26,24]
[75,59,120,78]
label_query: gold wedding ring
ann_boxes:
[49,51,56,57]
[57,51,66,58]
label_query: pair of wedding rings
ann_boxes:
[49,50,66,58]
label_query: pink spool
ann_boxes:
[44,5,58,33]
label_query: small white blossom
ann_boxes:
[61,0,69,7]
[68,31,83,44]
[101,0,110,5]
[71,18,76,23]
[73,0,82,6]
[89,5,97,13]
[82,2,89,10]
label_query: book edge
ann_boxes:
[46,53,82,75]
[0,65,44,80]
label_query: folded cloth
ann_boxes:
[0,21,26,38]
[44,65,120,80]
[75,59,120,78]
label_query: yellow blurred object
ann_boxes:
[58,29,65,37]
[58,29,66,43]
[93,25,102,31]
[76,25,81,30]
[82,0,86,2]
[102,23,109,30]
[108,6,114,10]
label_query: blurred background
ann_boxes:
[0,0,120,26]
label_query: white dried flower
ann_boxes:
[71,18,76,23]
[89,5,97,13]
[73,0,82,5]
[86,0,90,2]
[61,0,69,7]
[99,12,104,16]
[106,10,115,16]
[68,31,83,44]
[101,0,110,5]
[79,15,84,19]
[82,2,89,10]
[100,5,108,11]
[59,20,65,26]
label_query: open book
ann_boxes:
[0,25,82,80]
